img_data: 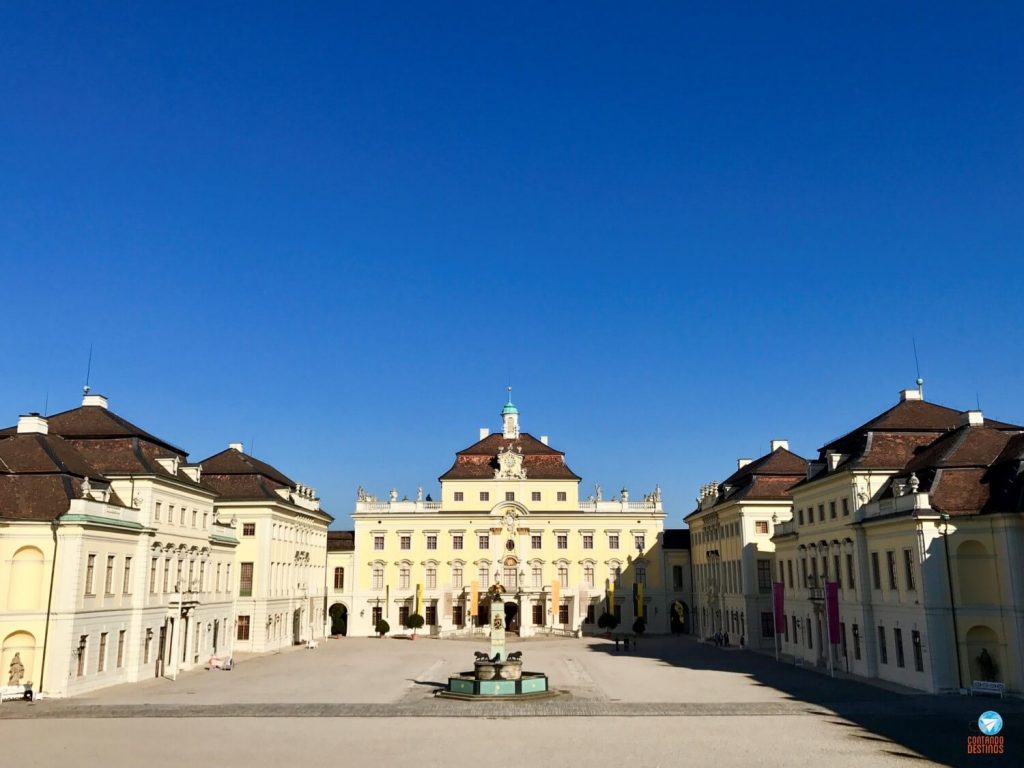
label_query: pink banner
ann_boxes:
[825,581,841,644]
[772,582,785,633]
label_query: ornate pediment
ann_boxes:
[495,445,527,479]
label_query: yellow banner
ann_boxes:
[637,582,644,618]
[551,579,560,620]
[608,580,615,614]
[470,581,479,617]
[416,583,422,615]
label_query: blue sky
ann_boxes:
[2,3,1022,529]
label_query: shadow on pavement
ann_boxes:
[586,635,1022,767]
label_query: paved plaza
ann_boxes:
[3,635,1019,767]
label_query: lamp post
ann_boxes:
[940,513,964,690]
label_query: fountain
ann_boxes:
[439,584,552,699]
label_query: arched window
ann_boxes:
[333,567,345,590]
[452,565,463,589]
[399,566,410,590]
[372,566,384,590]
[583,564,595,588]
[635,563,647,587]
[426,566,437,589]
[558,565,569,588]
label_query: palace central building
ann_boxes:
[335,398,691,638]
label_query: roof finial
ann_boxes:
[507,384,513,404]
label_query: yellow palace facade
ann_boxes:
[341,398,682,638]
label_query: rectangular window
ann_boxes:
[584,565,595,587]
[399,568,410,590]
[558,604,569,624]
[373,535,384,551]
[180,507,186,525]
[912,630,924,672]
[842,497,850,516]
[582,534,594,549]
[532,566,542,587]
[672,565,683,590]
[871,552,881,590]
[480,492,490,502]
[425,605,437,626]
[505,492,515,502]
[123,557,132,595]
[585,604,596,624]
[635,535,645,550]
[558,566,569,588]
[755,520,769,535]
[400,535,411,550]
[216,563,222,592]
[609,534,619,549]
[806,616,813,649]
[372,567,384,590]
[757,560,771,593]
[818,504,825,522]
[203,512,208,528]
[116,630,125,668]
[453,605,464,626]
[878,626,888,664]
[150,557,158,594]
[502,566,516,590]
[531,491,541,502]
[798,509,804,525]
[237,615,251,641]
[452,566,463,589]
[833,555,841,588]
[787,559,794,589]
[242,523,256,536]
[886,551,898,590]
[829,501,836,519]
[398,606,410,627]
[77,636,88,676]
[556,534,568,549]
[104,555,115,595]
[557,491,567,502]
[531,534,542,549]
[635,564,646,587]
[532,604,544,626]
[454,491,464,502]
[894,628,905,668]
[761,612,774,638]
[154,502,162,521]
[371,607,382,626]
[426,535,437,550]
[333,567,345,590]
[239,562,254,597]
[162,559,170,593]
[479,566,490,586]
[478,535,489,549]
[903,549,916,591]
[97,632,108,672]
[427,567,437,589]
[168,505,174,524]
[846,554,855,590]
[452,534,463,550]
[192,510,197,527]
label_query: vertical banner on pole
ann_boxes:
[551,580,561,623]
[470,581,479,621]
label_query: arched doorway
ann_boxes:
[2,631,36,687]
[504,601,519,634]
[966,625,1002,682]
[329,603,349,636]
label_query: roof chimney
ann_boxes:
[229,442,244,452]
[900,388,923,402]
[82,393,109,409]
[479,428,489,441]
[17,413,48,434]
[770,439,788,452]
[540,435,549,446]
[961,410,984,427]
[737,458,752,470]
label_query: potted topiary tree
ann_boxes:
[597,612,620,638]
[405,613,425,639]
[375,618,390,638]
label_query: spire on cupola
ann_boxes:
[501,386,520,439]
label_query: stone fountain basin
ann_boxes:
[473,659,522,680]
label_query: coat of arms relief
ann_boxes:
[495,445,527,479]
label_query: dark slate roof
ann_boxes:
[663,528,691,550]
[871,424,1024,519]
[798,398,1022,487]
[0,433,127,521]
[327,530,355,552]
[198,448,296,488]
[686,447,809,520]
[439,432,581,481]
[1,403,187,455]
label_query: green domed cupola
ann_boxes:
[501,387,520,438]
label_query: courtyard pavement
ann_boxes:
[2,634,1019,767]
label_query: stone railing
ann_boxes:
[858,492,930,521]
[577,499,662,513]
[356,500,443,514]
[773,519,796,536]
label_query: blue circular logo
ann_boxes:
[978,711,1003,736]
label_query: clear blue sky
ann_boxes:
[2,3,1022,529]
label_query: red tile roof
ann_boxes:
[327,530,355,551]
[439,432,581,481]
